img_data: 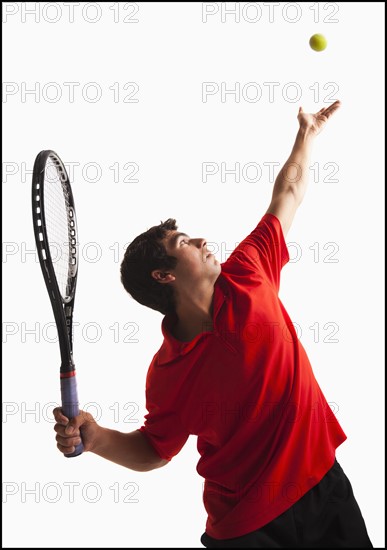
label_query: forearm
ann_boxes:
[92,426,167,472]
[272,128,315,204]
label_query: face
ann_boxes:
[157,230,221,288]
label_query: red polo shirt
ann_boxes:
[139,213,347,539]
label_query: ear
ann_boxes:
[151,270,176,284]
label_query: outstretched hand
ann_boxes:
[298,100,341,136]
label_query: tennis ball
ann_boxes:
[309,34,327,52]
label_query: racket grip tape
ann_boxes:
[60,374,84,458]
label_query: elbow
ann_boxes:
[133,458,169,473]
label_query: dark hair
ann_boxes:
[120,218,178,315]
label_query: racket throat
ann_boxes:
[60,357,76,376]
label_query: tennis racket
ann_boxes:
[32,150,83,457]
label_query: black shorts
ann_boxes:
[201,459,373,548]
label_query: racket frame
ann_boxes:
[32,150,83,457]
[32,150,78,373]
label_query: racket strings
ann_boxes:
[43,157,75,300]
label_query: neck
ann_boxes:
[173,281,215,342]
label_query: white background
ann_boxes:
[2,2,385,547]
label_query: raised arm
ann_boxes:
[266,100,341,238]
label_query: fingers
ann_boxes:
[53,407,69,426]
[54,419,81,454]
[53,408,90,429]
[54,417,82,454]
[56,435,82,455]
[52,407,79,435]
[325,100,341,113]
[319,100,341,117]
[54,421,80,436]
[57,443,80,454]
[53,407,86,454]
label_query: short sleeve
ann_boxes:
[139,410,189,462]
[223,213,290,291]
[138,362,190,461]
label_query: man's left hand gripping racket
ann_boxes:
[32,150,83,457]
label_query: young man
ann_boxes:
[53,101,373,547]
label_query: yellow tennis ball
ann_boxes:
[309,34,327,52]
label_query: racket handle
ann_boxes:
[60,375,84,458]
